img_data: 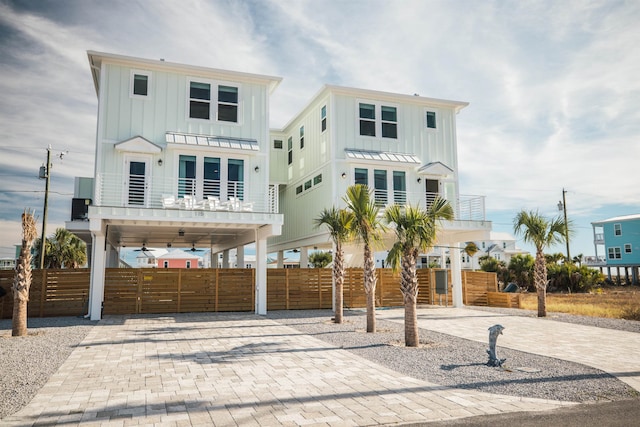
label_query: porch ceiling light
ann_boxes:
[254,166,259,172]
[178,229,185,237]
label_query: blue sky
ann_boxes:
[0,0,638,259]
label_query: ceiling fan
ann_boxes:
[190,243,207,253]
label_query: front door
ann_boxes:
[425,178,439,209]
[125,158,150,207]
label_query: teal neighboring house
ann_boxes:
[591,214,640,284]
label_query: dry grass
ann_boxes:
[520,287,640,320]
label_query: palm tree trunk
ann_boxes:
[404,299,419,347]
[363,243,376,333]
[334,246,344,324]
[12,210,37,337]
[535,249,547,317]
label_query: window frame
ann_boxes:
[273,139,283,150]
[300,125,305,149]
[357,100,399,139]
[321,105,327,133]
[186,78,242,124]
[425,110,437,130]
[287,137,293,165]
[624,243,632,254]
[608,247,622,259]
[130,70,151,99]
[614,223,622,236]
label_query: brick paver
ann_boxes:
[2,313,575,426]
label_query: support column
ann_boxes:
[88,220,106,321]
[277,250,284,268]
[300,247,309,268]
[236,245,245,269]
[449,242,463,307]
[222,250,230,268]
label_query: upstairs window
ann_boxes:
[359,103,376,136]
[274,139,283,149]
[321,105,327,132]
[608,247,621,259]
[381,106,397,139]
[625,244,632,253]
[287,137,293,165]
[132,73,149,97]
[426,111,437,129]
[189,81,211,119]
[218,85,238,122]
[614,223,622,236]
[300,126,305,149]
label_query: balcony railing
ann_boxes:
[95,173,278,213]
[372,190,486,221]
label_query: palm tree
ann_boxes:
[343,184,384,332]
[35,228,87,268]
[314,207,354,324]
[385,198,453,346]
[309,251,332,268]
[12,209,37,336]
[463,242,479,269]
[514,210,568,317]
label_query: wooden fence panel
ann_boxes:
[344,268,366,308]
[215,269,254,312]
[267,269,289,310]
[179,270,217,313]
[104,269,139,315]
[463,271,498,306]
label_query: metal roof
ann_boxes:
[344,149,420,164]
[166,132,259,151]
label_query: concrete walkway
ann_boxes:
[3,312,575,427]
[376,307,640,392]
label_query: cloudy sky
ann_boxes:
[0,0,638,260]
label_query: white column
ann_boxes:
[255,230,269,315]
[299,247,309,268]
[450,242,464,307]
[277,250,284,268]
[88,222,106,321]
[236,245,245,268]
[222,250,230,268]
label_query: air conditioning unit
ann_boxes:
[71,198,91,221]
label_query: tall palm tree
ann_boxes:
[314,207,354,324]
[514,210,569,317]
[344,184,384,332]
[35,228,87,269]
[12,209,37,336]
[385,198,453,347]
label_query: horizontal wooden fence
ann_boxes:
[0,267,515,318]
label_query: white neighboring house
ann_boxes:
[461,231,529,270]
[134,248,168,268]
[267,85,492,306]
[66,51,284,320]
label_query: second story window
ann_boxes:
[287,137,293,165]
[359,103,376,136]
[321,105,327,132]
[189,81,211,120]
[426,111,437,129]
[132,73,149,97]
[218,85,238,122]
[300,126,305,149]
[614,223,622,236]
[274,140,283,149]
[381,106,397,139]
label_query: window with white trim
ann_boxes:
[218,85,238,122]
[186,260,191,269]
[274,139,283,149]
[358,102,398,139]
[608,247,621,259]
[189,81,211,119]
[614,223,622,236]
[321,105,327,132]
[163,261,169,268]
[300,126,305,149]
[625,243,632,253]
[426,111,437,129]
[287,137,293,165]
[131,71,150,97]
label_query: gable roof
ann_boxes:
[417,161,454,176]
[115,136,162,154]
[592,213,640,225]
[158,249,201,260]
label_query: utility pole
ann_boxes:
[557,188,570,262]
[39,145,52,270]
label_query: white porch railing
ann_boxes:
[95,173,279,213]
[373,190,486,221]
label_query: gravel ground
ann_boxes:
[0,308,638,420]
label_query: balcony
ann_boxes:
[373,190,486,221]
[94,174,279,213]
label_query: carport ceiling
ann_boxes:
[106,222,259,250]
